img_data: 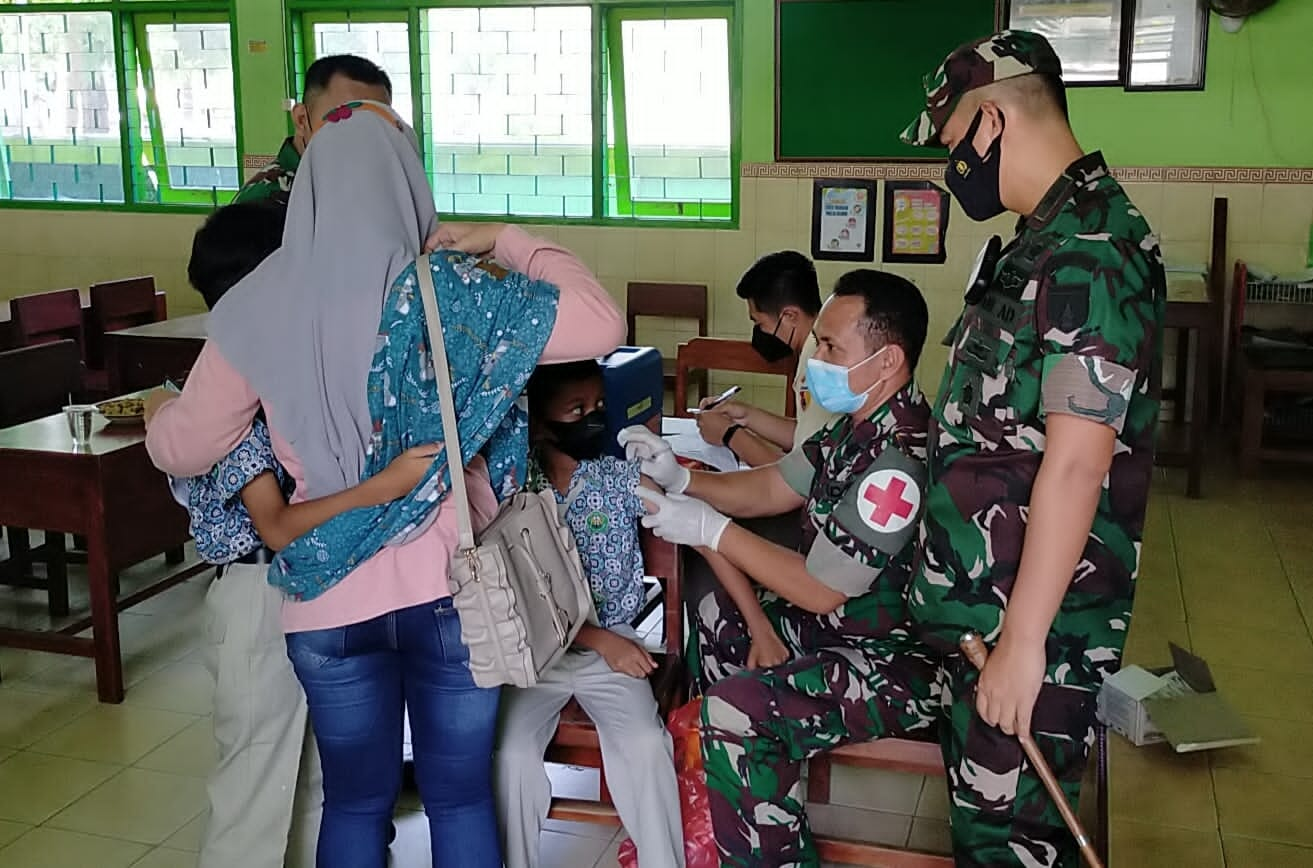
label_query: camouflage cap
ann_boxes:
[900,30,1063,148]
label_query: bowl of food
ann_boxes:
[96,397,146,425]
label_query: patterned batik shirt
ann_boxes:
[911,150,1166,688]
[231,137,300,205]
[774,383,931,645]
[184,416,291,565]
[528,453,647,630]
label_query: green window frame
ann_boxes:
[0,0,242,214]
[288,0,741,229]
[604,4,733,222]
[130,11,241,206]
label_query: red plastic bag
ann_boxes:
[618,698,718,868]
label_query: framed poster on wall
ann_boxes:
[883,181,950,265]
[811,179,876,262]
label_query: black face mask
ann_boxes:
[546,409,609,461]
[945,108,1006,222]
[751,317,795,363]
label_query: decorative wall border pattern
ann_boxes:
[742,162,1313,184]
[244,155,1313,185]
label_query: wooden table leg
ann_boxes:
[45,532,69,618]
[85,515,125,703]
[1239,367,1265,477]
[1175,327,1190,425]
[1187,326,1209,499]
[6,527,32,574]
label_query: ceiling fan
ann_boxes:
[1210,0,1279,33]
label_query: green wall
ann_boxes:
[225,1,1313,168]
[234,0,293,155]
[749,1,1313,167]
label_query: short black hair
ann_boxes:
[302,54,392,104]
[831,270,928,370]
[526,360,603,423]
[735,251,821,317]
[1036,72,1069,121]
[187,200,286,310]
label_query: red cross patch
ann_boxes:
[856,469,919,533]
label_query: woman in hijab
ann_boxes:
[146,100,624,868]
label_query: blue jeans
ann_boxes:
[286,598,501,868]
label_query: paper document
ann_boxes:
[660,417,742,473]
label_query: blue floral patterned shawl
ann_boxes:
[268,252,559,600]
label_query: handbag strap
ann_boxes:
[414,254,476,552]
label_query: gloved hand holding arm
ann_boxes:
[619,426,804,519]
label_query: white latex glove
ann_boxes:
[617,425,689,494]
[635,487,730,551]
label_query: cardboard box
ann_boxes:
[1097,643,1259,752]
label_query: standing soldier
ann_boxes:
[233,54,392,204]
[900,31,1165,867]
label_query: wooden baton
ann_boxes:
[959,631,1105,868]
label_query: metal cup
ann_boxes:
[63,404,96,446]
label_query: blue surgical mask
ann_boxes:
[806,347,888,414]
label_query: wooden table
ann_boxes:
[1157,274,1218,498]
[105,314,208,393]
[0,290,169,351]
[0,408,205,702]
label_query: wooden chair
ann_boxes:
[86,276,160,371]
[545,528,685,825]
[627,282,709,398]
[1228,261,1313,473]
[0,340,83,616]
[11,289,85,350]
[674,337,796,419]
[807,727,1109,866]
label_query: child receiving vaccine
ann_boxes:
[495,360,685,868]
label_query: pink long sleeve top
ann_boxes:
[147,227,624,633]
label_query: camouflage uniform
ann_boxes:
[699,384,941,868]
[232,136,300,205]
[901,31,1166,868]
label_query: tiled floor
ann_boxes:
[1,459,1311,866]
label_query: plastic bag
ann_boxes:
[618,698,718,868]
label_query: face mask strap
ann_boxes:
[964,106,1006,163]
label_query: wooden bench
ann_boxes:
[808,725,1109,866]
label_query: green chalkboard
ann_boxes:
[776,0,1000,161]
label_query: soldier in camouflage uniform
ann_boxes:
[233,55,392,205]
[622,271,940,868]
[901,31,1165,866]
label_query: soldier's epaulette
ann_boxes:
[474,258,509,280]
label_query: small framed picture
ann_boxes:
[883,181,950,265]
[811,179,876,262]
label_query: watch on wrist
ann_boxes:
[722,423,745,449]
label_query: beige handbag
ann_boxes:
[415,254,594,689]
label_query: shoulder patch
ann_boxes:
[830,445,927,553]
[854,467,920,534]
[1047,281,1090,334]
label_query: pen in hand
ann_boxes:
[688,385,742,415]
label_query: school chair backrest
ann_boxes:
[0,340,83,427]
[11,289,85,352]
[87,276,159,368]
[674,336,797,419]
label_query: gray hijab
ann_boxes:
[208,101,438,499]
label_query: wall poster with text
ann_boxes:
[811,179,876,262]
[883,181,950,264]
